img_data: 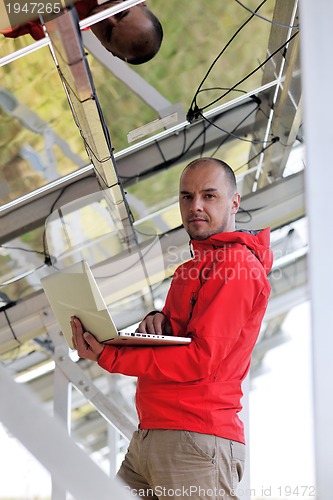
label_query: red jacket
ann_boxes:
[1,0,97,40]
[98,229,273,444]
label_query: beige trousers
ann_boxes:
[117,429,245,499]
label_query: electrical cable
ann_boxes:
[121,101,265,186]
[236,207,253,224]
[209,97,260,157]
[234,0,299,29]
[190,29,299,118]
[58,71,117,191]
[4,309,22,345]
[187,0,268,122]
[197,109,271,145]
[0,245,48,259]
[0,263,47,288]
[233,136,280,173]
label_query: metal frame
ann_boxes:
[300,1,333,497]
[0,91,279,244]
[0,362,130,500]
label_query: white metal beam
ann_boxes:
[300,0,333,497]
[49,330,136,441]
[0,363,130,500]
[44,7,135,248]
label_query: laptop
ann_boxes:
[40,260,191,349]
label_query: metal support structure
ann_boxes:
[43,7,136,249]
[244,0,301,194]
[108,422,120,477]
[52,325,73,500]
[52,363,71,500]
[0,363,130,500]
[48,329,136,441]
[300,1,333,497]
[0,94,279,244]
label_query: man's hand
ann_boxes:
[136,312,172,335]
[70,316,104,361]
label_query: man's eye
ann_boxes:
[115,9,129,20]
[105,26,113,43]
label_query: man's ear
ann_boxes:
[231,193,241,214]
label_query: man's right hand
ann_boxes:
[136,312,172,336]
[71,316,104,361]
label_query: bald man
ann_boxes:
[71,158,273,499]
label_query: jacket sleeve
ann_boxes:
[1,22,45,40]
[98,258,268,383]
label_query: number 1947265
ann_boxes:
[6,2,61,14]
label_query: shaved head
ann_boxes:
[182,157,237,195]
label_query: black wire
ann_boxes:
[198,109,272,145]
[121,101,265,186]
[187,0,268,122]
[233,136,280,173]
[120,123,207,184]
[236,207,253,224]
[154,139,167,164]
[42,185,67,263]
[59,74,116,190]
[57,67,93,105]
[234,0,299,29]
[187,10,300,124]
[199,119,208,158]
[94,234,164,279]
[0,245,48,258]
[209,98,260,157]
[4,309,22,345]
[196,30,299,115]
[197,87,248,97]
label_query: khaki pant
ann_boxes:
[117,429,245,499]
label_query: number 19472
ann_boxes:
[277,485,316,496]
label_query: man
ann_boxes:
[71,157,273,499]
[1,1,163,64]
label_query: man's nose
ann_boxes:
[190,196,203,212]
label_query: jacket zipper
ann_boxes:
[189,293,197,320]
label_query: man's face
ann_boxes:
[89,1,151,61]
[179,162,240,240]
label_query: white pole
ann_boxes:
[299,1,333,498]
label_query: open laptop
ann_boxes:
[41,260,191,349]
